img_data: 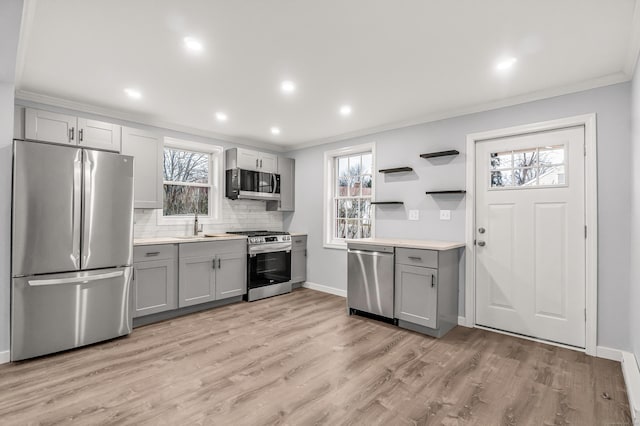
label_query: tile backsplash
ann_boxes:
[134,199,283,238]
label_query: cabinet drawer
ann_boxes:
[179,240,246,258]
[134,244,177,262]
[291,235,307,248]
[395,248,438,268]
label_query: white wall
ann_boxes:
[630,61,640,365]
[285,82,631,351]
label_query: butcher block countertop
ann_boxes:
[134,234,247,246]
[347,238,465,251]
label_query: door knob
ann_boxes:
[478,227,486,234]
[477,241,486,247]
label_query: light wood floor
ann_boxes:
[0,288,631,425]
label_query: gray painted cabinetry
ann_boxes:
[178,240,246,307]
[24,108,122,152]
[267,157,295,212]
[121,127,163,209]
[394,248,459,338]
[290,235,307,283]
[132,245,178,318]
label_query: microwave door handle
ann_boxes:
[272,174,276,194]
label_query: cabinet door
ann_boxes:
[259,153,278,173]
[132,258,178,317]
[290,247,307,283]
[179,255,216,307]
[395,264,438,328]
[215,252,246,300]
[25,108,77,145]
[236,148,260,171]
[77,118,121,152]
[121,127,163,208]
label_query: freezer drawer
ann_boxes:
[11,267,132,361]
[347,245,395,319]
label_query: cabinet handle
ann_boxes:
[295,239,302,243]
[431,274,435,287]
[218,258,221,269]
[260,159,263,168]
[145,252,160,257]
[79,128,84,142]
[256,159,259,168]
[212,259,216,269]
[69,127,75,142]
[408,256,422,261]
[304,249,307,257]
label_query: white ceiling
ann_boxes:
[15,0,639,148]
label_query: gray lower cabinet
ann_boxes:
[394,247,459,338]
[132,245,178,318]
[290,235,307,283]
[179,240,246,308]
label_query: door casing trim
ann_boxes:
[464,113,598,356]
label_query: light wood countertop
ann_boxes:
[134,234,247,246]
[347,238,465,251]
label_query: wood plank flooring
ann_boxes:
[0,288,631,425]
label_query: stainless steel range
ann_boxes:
[227,231,292,301]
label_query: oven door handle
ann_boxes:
[249,243,292,256]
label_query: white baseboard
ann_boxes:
[0,350,9,364]
[622,352,640,425]
[596,346,623,362]
[458,316,468,326]
[302,282,347,298]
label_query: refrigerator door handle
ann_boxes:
[28,270,124,286]
[71,151,82,269]
[81,154,93,269]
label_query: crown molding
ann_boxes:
[283,72,630,153]
[14,89,287,152]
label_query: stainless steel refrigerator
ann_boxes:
[11,140,134,361]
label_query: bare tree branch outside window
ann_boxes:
[163,148,211,216]
[334,153,373,239]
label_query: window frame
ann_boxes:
[157,137,223,225]
[323,142,376,249]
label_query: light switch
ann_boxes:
[440,210,451,220]
[409,210,419,221]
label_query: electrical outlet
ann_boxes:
[409,210,419,221]
[440,210,451,220]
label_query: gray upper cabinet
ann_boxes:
[267,156,295,212]
[132,245,178,318]
[121,126,163,209]
[228,147,278,173]
[178,239,247,308]
[290,235,307,283]
[25,108,121,152]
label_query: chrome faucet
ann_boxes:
[193,208,199,236]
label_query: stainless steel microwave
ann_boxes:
[225,168,281,200]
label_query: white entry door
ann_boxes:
[475,126,586,348]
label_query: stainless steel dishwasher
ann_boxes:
[347,243,395,319]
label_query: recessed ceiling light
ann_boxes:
[124,88,141,99]
[495,57,517,71]
[281,81,296,93]
[339,105,352,116]
[215,112,228,122]
[271,126,281,135]
[183,37,203,52]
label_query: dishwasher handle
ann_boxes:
[347,248,394,257]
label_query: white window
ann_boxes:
[324,143,375,249]
[490,144,567,189]
[158,138,223,224]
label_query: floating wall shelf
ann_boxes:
[371,201,404,205]
[378,167,413,174]
[420,150,460,159]
[425,190,466,195]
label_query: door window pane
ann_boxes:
[489,144,567,190]
[513,167,539,186]
[490,151,512,170]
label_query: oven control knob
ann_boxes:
[283,235,291,241]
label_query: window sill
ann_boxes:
[323,242,347,250]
